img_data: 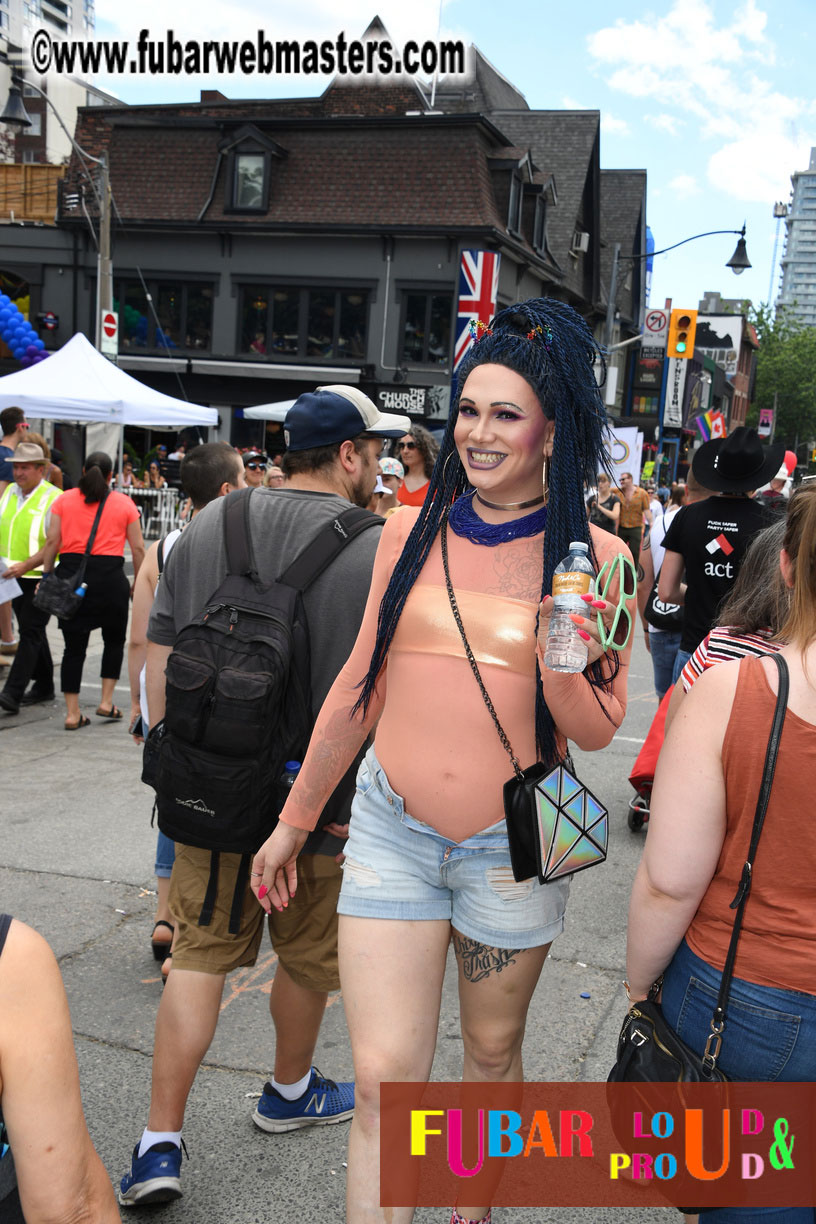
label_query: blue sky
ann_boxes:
[91,0,816,317]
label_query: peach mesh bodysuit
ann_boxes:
[281,508,632,843]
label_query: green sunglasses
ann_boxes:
[594,553,638,652]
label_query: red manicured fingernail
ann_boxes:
[258,884,268,899]
[591,600,606,609]
[569,613,585,624]
[580,594,594,602]
[577,629,591,641]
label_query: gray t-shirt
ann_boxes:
[148,487,383,854]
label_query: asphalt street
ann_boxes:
[0,607,677,1223]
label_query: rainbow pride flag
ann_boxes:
[695,411,726,440]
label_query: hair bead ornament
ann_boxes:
[468,319,494,341]
[526,323,553,350]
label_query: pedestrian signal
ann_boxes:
[667,308,698,359]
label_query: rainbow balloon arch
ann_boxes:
[0,294,48,367]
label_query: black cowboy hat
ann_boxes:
[692,427,787,495]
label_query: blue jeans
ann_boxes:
[662,940,816,1223]
[671,647,693,685]
[648,629,682,699]
[155,830,175,879]
[338,747,569,949]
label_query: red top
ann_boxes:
[686,657,816,996]
[51,487,140,555]
[396,480,430,507]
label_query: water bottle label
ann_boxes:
[552,572,593,597]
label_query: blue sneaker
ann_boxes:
[119,1141,183,1206]
[252,1067,355,1133]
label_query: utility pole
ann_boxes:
[95,155,113,350]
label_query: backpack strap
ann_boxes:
[278,506,380,592]
[222,488,257,579]
[156,534,169,578]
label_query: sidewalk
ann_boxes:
[1,615,674,1222]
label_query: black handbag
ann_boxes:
[609,653,789,1083]
[440,518,608,885]
[34,494,108,620]
[643,574,684,631]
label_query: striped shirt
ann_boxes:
[681,626,782,692]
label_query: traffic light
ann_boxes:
[667,308,698,359]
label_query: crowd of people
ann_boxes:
[0,300,813,1224]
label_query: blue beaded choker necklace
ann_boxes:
[447,491,547,546]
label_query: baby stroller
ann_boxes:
[627,688,672,831]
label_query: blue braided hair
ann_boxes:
[354,296,618,768]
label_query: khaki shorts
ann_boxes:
[169,845,342,991]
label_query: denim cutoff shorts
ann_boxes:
[337,747,570,950]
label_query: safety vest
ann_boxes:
[0,480,61,578]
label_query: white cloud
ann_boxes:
[586,0,815,204]
[646,113,682,135]
[667,174,700,197]
[602,112,630,136]
[562,95,583,109]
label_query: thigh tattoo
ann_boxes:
[453,934,523,983]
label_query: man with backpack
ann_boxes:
[120,386,410,1206]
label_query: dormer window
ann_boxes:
[234,154,265,210]
[508,172,523,235]
[533,196,547,254]
[222,125,287,214]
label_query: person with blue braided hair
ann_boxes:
[252,298,634,1224]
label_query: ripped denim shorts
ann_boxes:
[337,747,570,950]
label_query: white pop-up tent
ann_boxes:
[243,399,296,422]
[0,332,217,426]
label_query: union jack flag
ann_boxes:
[453,249,501,372]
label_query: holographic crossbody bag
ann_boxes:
[440,520,608,884]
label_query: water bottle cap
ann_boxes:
[284,760,301,772]
[568,541,589,553]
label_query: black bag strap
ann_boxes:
[71,493,109,587]
[701,652,789,1072]
[278,506,380,592]
[222,487,257,579]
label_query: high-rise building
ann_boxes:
[777,147,816,327]
[0,0,115,165]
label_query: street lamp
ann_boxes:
[604,224,752,348]
[0,73,113,350]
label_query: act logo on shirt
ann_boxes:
[704,533,734,577]
[705,533,734,557]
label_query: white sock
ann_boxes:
[138,1128,182,1158]
[270,1068,313,1101]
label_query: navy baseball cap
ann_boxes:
[284,385,411,453]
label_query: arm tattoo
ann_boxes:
[453,934,523,983]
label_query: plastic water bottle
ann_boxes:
[74,582,88,598]
[543,542,596,674]
[281,761,301,790]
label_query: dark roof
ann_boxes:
[486,110,600,276]
[90,116,509,229]
[434,45,528,113]
[600,169,647,325]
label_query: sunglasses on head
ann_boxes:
[397,440,416,451]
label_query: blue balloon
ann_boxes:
[0,294,9,307]
[34,338,44,350]
[0,310,10,324]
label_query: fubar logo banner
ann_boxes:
[380,1082,816,1209]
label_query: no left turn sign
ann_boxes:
[645,309,668,333]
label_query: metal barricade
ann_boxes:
[122,487,183,539]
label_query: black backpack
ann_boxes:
[154,488,380,855]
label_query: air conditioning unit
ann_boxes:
[571,231,590,254]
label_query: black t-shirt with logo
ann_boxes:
[661,495,773,653]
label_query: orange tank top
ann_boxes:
[686,656,816,995]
